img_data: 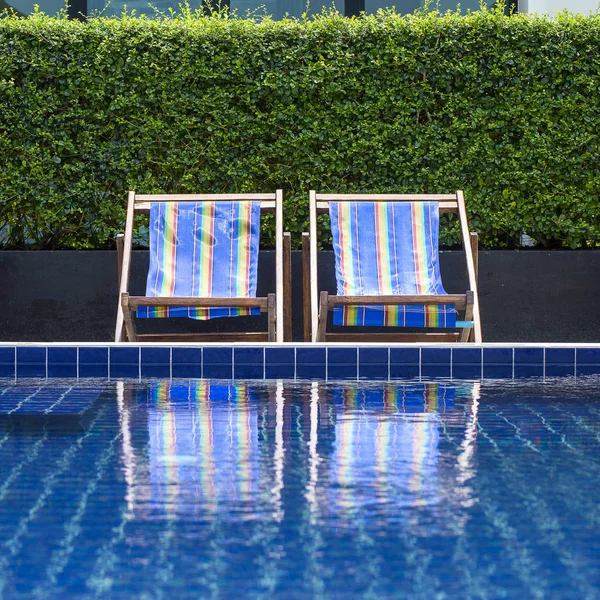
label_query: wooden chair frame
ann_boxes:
[115,190,290,343]
[303,190,482,343]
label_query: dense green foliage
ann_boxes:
[0,9,599,249]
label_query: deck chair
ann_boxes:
[115,190,290,343]
[303,191,482,343]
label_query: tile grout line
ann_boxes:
[108,346,111,381]
[387,346,390,382]
[543,347,546,380]
[418,347,422,382]
[450,347,453,382]
[169,347,173,381]
[14,346,17,382]
[512,347,515,380]
[76,346,80,380]
[574,348,577,378]
[480,346,484,381]
[231,348,234,380]
[356,347,359,381]
[263,347,266,380]
[138,346,141,381]
[294,346,297,381]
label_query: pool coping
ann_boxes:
[1,342,599,380]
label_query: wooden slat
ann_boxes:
[458,190,482,342]
[317,291,329,342]
[114,192,136,342]
[309,191,319,342]
[116,233,124,290]
[127,296,269,308]
[121,293,137,342]
[326,294,468,309]
[325,332,460,342]
[136,333,270,342]
[459,291,474,342]
[302,232,311,342]
[315,194,458,201]
[268,293,276,342]
[135,200,277,213]
[316,203,458,214]
[283,231,292,342]
[135,193,276,201]
[275,189,284,342]
[470,231,479,287]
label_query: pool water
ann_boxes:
[0,377,599,599]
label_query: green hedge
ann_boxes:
[1,9,599,249]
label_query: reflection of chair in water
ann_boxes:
[307,382,479,528]
[117,380,287,520]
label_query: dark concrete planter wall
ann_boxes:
[1,250,599,342]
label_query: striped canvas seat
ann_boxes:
[329,201,456,327]
[137,201,261,320]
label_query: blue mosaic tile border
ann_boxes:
[1,344,600,380]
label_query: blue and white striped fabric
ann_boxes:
[137,201,261,320]
[329,201,456,327]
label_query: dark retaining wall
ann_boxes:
[1,251,599,342]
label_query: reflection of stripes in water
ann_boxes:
[336,388,359,513]
[194,381,215,506]
[232,385,252,500]
[152,381,179,516]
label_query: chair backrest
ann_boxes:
[116,191,284,342]
[308,191,480,342]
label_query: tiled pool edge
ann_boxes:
[1,342,599,380]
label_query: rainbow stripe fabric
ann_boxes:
[137,201,261,320]
[329,201,456,327]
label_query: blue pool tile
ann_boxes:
[110,347,140,379]
[452,365,482,379]
[483,348,513,379]
[296,348,326,380]
[452,348,482,366]
[172,347,202,379]
[359,348,388,380]
[327,347,357,380]
[141,347,171,378]
[17,347,46,379]
[203,347,233,379]
[576,348,600,375]
[79,347,109,378]
[545,348,575,377]
[48,347,77,378]
[452,347,482,379]
[514,347,544,378]
[265,347,295,379]
[421,348,451,378]
[0,347,15,378]
[390,347,420,379]
[234,347,264,379]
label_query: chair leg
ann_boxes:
[116,233,124,290]
[283,232,292,342]
[316,291,329,342]
[459,291,474,342]
[302,232,311,342]
[267,293,276,342]
[121,293,137,342]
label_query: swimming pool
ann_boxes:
[0,377,599,598]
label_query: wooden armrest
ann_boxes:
[326,294,468,310]
[123,294,268,309]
